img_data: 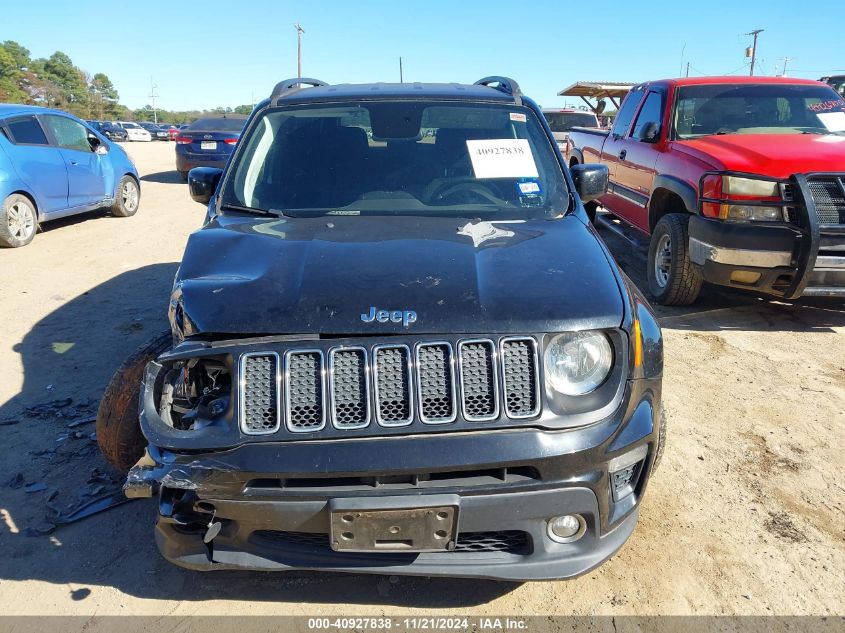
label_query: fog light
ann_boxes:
[730,270,762,285]
[547,514,586,543]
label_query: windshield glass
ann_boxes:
[188,117,246,132]
[674,83,845,138]
[544,111,598,132]
[221,101,568,218]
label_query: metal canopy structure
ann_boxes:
[557,81,636,113]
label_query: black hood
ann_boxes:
[170,213,625,339]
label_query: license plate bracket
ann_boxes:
[329,496,459,553]
[200,141,217,150]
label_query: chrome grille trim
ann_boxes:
[457,339,500,422]
[373,344,414,427]
[328,347,371,430]
[415,342,457,424]
[239,352,281,435]
[284,349,326,433]
[500,336,541,419]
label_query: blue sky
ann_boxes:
[5,0,845,111]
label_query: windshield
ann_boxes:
[188,117,246,132]
[221,101,568,218]
[544,112,599,132]
[674,83,845,139]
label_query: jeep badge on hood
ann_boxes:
[361,306,418,328]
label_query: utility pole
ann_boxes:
[746,29,764,76]
[295,23,305,78]
[399,57,404,83]
[779,56,792,77]
[148,76,159,124]
[686,62,690,77]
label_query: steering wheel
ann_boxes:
[427,178,502,205]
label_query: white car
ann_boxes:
[118,122,152,142]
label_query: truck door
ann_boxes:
[599,86,645,222]
[613,89,666,231]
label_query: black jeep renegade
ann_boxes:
[98,77,665,581]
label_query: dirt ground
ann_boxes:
[0,141,843,619]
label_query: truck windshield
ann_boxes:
[221,101,569,218]
[544,112,598,131]
[674,84,845,139]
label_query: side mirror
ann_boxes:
[570,163,609,203]
[188,167,223,204]
[637,121,661,143]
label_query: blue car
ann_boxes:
[0,105,140,248]
[174,115,246,181]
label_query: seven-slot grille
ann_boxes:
[807,177,845,225]
[239,337,540,435]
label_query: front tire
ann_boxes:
[647,214,702,306]
[111,175,141,217]
[0,193,38,248]
[96,332,171,473]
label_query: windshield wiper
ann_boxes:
[219,203,278,217]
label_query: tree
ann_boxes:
[89,72,120,119]
[234,104,253,115]
[42,51,89,115]
[0,41,28,102]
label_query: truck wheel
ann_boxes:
[96,331,171,473]
[0,193,38,248]
[647,214,702,306]
[653,406,667,471]
[111,175,141,217]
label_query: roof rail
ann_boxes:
[270,78,329,105]
[474,76,523,105]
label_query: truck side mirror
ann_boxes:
[637,121,661,143]
[188,167,223,204]
[570,164,609,203]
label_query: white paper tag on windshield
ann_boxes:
[466,139,539,178]
[817,112,845,132]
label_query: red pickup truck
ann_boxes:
[567,76,845,305]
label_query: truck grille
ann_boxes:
[807,177,845,225]
[239,337,541,436]
[252,529,531,554]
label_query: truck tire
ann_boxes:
[0,193,38,248]
[647,213,702,306]
[653,406,667,471]
[111,175,141,217]
[96,331,171,473]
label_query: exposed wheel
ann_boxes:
[96,331,171,473]
[111,175,140,217]
[179,170,188,183]
[653,406,667,471]
[584,201,599,224]
[647,213,702,306]
[0,193,38,248]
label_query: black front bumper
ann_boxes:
[129,379,661,580]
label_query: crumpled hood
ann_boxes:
[675,134,845,178]
[170,214,625,339]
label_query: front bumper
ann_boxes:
[127,374,661,580]
[689,216,845,299]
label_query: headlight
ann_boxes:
[725,204,785,221]
[544,331,613,396]
[722,176,780,197]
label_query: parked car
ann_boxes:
[163,125,179,141]
[542,108,600,151]
[567,76,845,305]
[87,120,128,142]
[821,74,845,98]
[0,105,141,248]
[174,115,247,181]
[139,121,170,141]
[118,121,152,142]
[97,76,664,581]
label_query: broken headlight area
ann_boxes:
[156,356,232,430]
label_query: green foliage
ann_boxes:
[0,39,249,123]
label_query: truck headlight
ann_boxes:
[544,331,613,396]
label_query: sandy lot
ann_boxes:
[0,141,843,618]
